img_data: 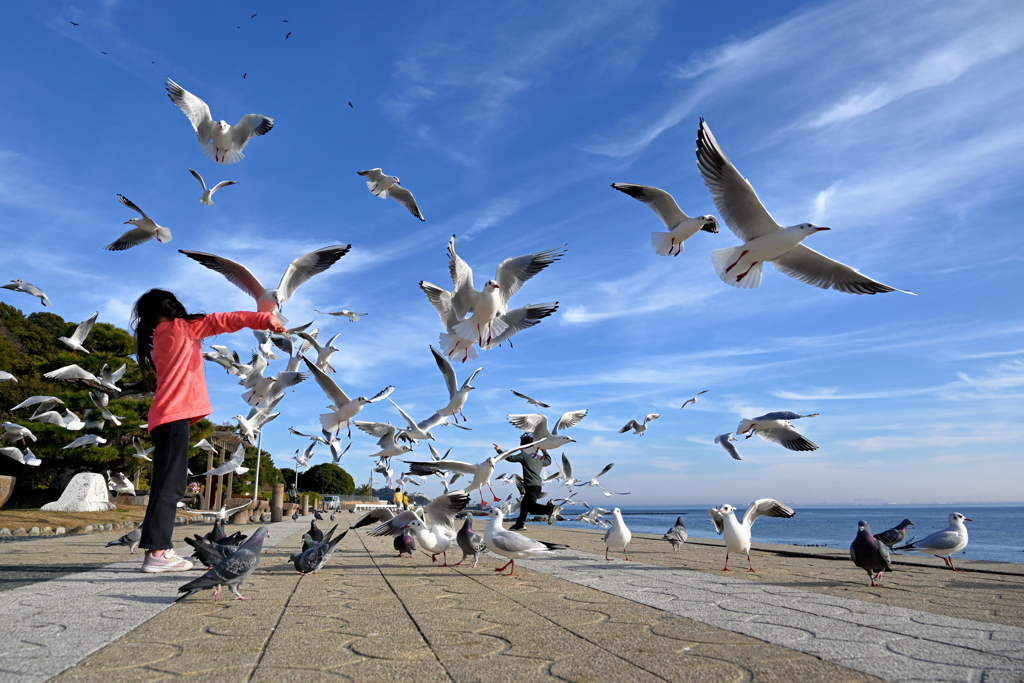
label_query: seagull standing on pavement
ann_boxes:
[189,168,237,205]
[106,194,172,251]
[619,413,659,436]
[709,499,796,571]
[696,119,915,294]
[611,183,718,256]
[895,512,971,570]
[604,508,632,561]
[166,79,274,164]
[179,245,351,323]
[58,312,99,355]
[357,168,425,220]
[483,507,568,576]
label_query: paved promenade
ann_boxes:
[0,513,1021,682]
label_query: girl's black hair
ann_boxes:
[130,289,205,375]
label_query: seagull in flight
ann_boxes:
[303,358,393,437]
[619,413,659,436]
[430,345,481,423]
[714,433,742,460]
[507,410,587,456]
[611,183,718,256]
[166,79,274,164]
[357,168,424,220]
[680,390,708,409]
[58,312,98,355]
[510,390,549,408]
[696,119,915,294]
[737,412,819,452]
[106,194,171,251]
[189,169,237,205]
[179,245,350,323]
[2,280,51,306]
[315,309,368,322]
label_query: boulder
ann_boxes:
[40,473,115,512]
[0,475,14,509]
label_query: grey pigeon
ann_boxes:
[106,525,142,553]
[394,526,416,557]
[300,533,317,551]
[291,510,300,521]
[291,525,348,574]
[176,526,268,601]
[185,534,239,568]
[206,519,247,546]
[850,521,892,587]
[874,519,913,553]
[454,513,486,568]
[308,519,324,543]
[662,516,688,553]
[314,510,324,520]
[330,511,338,521]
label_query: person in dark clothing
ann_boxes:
[498,433,555,531]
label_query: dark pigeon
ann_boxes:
[454,513,486,568]
[206,519,247,546]
[176,526,268,602]
[106,525,142,553]
[291,510,300,522]
[291,525,348,574]
[314,511,324,520]
[394,527,416,558]
[185,535,239,568]
[308,520,324,543]
[662,516,688,553]
[330,512,338,521]
[850,521,892,587]
[301,533,317,551]
[874,519,914,553]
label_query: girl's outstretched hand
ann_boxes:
[268,315,286,333]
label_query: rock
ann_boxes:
[55,526,66,535]
[13,528,26,536]
[42,526,53,535]
[29,527,40,536]
[102,523,113,532]
[0,475,14,509]
[0,528,10,536]
[40,473,115,512]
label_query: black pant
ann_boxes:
[140,419,190,551]
[515,485,553,528]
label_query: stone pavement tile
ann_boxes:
[522,526,1024,629]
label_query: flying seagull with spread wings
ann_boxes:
[166,79,274,164]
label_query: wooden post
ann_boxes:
[271,484,284,523]
[214,448,225,509]
[203,448,214,510]
[225,470,234,509]
[301,494,309,516]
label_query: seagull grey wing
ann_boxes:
[109,364,127,382]
[507,413,547,435]
[302,357,350,405]
[610,183,690,229]
[560,453,572,479]
[408,460,478,476]
[486,303,559,348]
[696,119,781,242]
[424,491,471,533]
[755,427,818,452]
[494,245,566,309]
[211,180,238,191]
[231,114,275,151]
[911,529,965,552]
[415,412,446,432]
[189,168,207,190]
[355,421,395,439]
[619,421,639,433]
[117,194,154,222]
[461,367,482,391]
[447,236,476,318]
[179,250,267,301]
[491,530,544,554]
[165,79,214,142]
[387,399,419,429]
[366,386,395,403]
[350,507,396,530]
[510,390,549,408]
[742,498,795,528]
[105,226,156,251]
[387,185,424,221]
[714,434,742,460]
[754,411,817,421]
[72,312,99,344]
[555,409,588,433]
[357,168,386,182]
[276,245,352,304]
[420,283,459,332]
[592,463,614,479]
[770,244,912,295]
[11,396,63,411]
[44,365,97,382]
[430,345,458,398]
[709,508,726,535]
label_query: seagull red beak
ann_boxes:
[124,221,132,224]
[815,226,831,232]
[963,517,973,522]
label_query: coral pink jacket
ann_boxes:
[148,311,272,432]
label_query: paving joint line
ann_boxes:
[354,529,455,682]
[244,572,304,682]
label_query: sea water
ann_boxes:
[552,504,1024,565]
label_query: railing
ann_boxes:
[324,495,379,502]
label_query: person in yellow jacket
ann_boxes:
[393,488,405,510]
[403,492,413,509]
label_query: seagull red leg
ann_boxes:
[747,554,755,572]
[723,552,731,571]
[725,250,749,273]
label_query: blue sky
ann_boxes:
[2,0,1023,506]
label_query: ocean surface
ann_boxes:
[550,504,1024,565]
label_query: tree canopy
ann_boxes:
[298,463,355,495]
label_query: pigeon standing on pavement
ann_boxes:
[105,525,143,553]
[184,535,240,568]
[850,520,892,587]
[292,510,300,521]
[175,527,268,602]
[874,519,914,554]
[308,519,324,543]
[394,527,416,558]
[454,513,486,568]
[291,525,348,574]
[662,516,688,553]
